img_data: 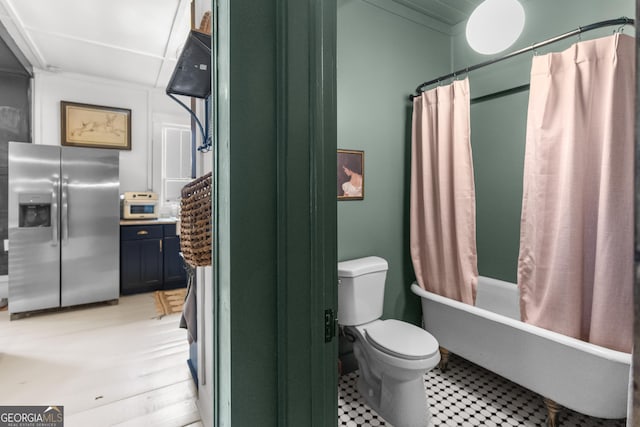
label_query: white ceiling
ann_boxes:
[390,0,484,26]
[0,0,192,89]
[0,0,483,88]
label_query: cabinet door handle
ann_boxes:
[137,230,148,235]
[159,240,163,252]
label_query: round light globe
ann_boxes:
[466,0,525,55]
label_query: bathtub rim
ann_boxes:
[410,282,631,365]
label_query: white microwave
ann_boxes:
[121,192,159,219]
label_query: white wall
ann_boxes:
[32,69,190,193]
[193,0,214,423]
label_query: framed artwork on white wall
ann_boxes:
[61,101,131,150]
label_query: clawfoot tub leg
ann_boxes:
[543,397,562,427]
[438,347,450,372]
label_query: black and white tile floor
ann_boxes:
[338,353,626,426]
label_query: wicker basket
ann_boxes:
[180,172,212,266]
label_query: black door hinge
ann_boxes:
[324,309,337,343]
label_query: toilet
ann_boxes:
[338,256,440,427]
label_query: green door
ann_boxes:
[213,0,338,426]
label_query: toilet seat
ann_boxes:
[364,319,438,360]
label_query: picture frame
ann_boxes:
[61,101,132,150]
[337,149,364,200]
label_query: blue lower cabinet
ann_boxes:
[121,238,163,294]
[120,223,187,294]
[163,236,187,289]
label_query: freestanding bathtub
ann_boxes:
[411,276,631,424]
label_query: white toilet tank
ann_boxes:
[337,256,388,326]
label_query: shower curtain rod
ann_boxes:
[409,17,635,100]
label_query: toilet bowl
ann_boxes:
[347,320,440,427]
[338,257,441,427]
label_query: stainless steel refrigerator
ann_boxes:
[8,142,120,316]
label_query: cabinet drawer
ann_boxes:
[163,223,178,237]
[121,225,163,241]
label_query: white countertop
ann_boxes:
[120,217,180,226]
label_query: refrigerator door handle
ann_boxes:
[62,177,69,242]
[51,177,59,246]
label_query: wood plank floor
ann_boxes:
[0,293,201,427]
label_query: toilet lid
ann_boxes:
[364,319,438,360]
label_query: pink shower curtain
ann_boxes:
[410,78,478,305]
[518,34,635,353]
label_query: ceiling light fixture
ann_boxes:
[466,0,525,55]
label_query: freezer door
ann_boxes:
[8,142,61,314]
[61,147,119,307]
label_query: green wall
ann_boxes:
[470,93,528,281]
[338,0,635,304]
[455,0,635,282]
[337,0,451,325]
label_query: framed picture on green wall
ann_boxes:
[337,149,364,200]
